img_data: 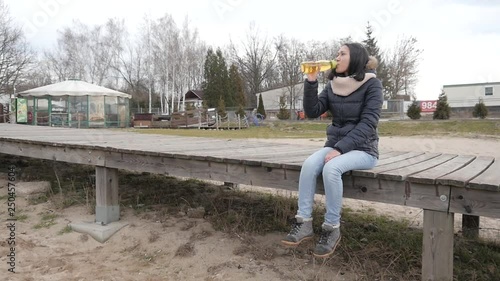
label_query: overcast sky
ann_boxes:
[4,0,500,100]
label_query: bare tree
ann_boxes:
[44,19,125,87]
[179,17,207,111]
[15,57,52,91]
[385,36,422,100]
[48,22,89,81]
[138,16,155,113]
[114,38,149,107]
[151,13,178,114]
[91,18,126,87]
[151,14,206,114]
[276,36,306,119]
[0,1,35,99]
[304,38,344,62]
[229,23,283,107]
[40,13,206,114]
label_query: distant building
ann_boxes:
[255,83,326,119]
[394,94,412,101]
[184,90,204,109]
[443,82,500,117]
[18,80,131,128]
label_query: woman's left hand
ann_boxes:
[324,149,341,163]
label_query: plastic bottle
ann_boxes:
[300,60,337,74]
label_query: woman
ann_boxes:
[281,43,383,258]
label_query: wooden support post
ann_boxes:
[95,166,119,225]
[422,210,454,281]
[462,214,480,239]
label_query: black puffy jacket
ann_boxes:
[303,77,383,158]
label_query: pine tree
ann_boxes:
[473,99,488,119]
[363,22,391,96]
[229,64,246,109]
[433,90,451,120]
[407,99,421,120]
[215,49,232,107]
[257,93,266,118]
[236,105,246,118]
[277,95,290,120]
[363,22,381,60]
[202,48,218,108]
[217,96,226,118]
[202,48,230,109]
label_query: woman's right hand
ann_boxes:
[307,71,319,82]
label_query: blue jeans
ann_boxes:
[297,147,378,225]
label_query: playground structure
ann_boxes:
[133,108,254,130]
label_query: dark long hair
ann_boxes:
[328,43,369,81]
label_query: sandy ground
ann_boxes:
[1,135,499,281]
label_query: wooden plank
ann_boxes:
[353,153,442,178]
[404,183,450,212]
[281,163,303,171]
[468,159,500,191]
[197,147,316,167]
[185,143,300,158]
[259,151,314,163]
[378,154,458,181]
[0,140,106,166]
[407,155,476,185]
[153,141,284,155]
[235,147,318,160]
[375,151,425,166]
[283,151,410,171]
[345,176,406,206]
[95,166,119,224]
[449,187,500,218]
[437,156,494,187]
[349,178,450,213]
[139,140,245,151]
[104,152,302,191]
[422,210,454,281]
[378,151,407,160]
[260,155,313,169]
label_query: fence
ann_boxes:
[130,107,163,115]
[382,99,406,119]
[0,103,9,123]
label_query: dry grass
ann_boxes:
[174,242,195,257]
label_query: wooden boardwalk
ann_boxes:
[1,123,499,280]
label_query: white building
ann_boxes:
[443,82,500,116]
[255,82,326,119]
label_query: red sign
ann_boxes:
[419,100,437,112]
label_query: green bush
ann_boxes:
[235,105,246,118]
[433,91,451,120]
[472,100,488,119]
[276,96,290,120]
[217,97,226,117]
[257,94,266,118]
[407,100,421,120]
